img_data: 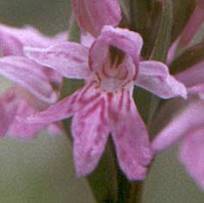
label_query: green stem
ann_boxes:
[68,14,80,42]
[62,117,119,203]
[116,167,130,203]
[87,140,118,203]
[116,169,144,203]
[147,95,160,129]
[127,182,144,203]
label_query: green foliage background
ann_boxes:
[0,0,204,202]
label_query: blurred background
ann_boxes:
[0,0,204,202]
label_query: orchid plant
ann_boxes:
[1,0,204,202]
[0,24,66,138]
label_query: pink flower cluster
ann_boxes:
[0,24,66,138]
[0,0,203,187]
[153,0,204,189]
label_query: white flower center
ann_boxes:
[94,52,136,92]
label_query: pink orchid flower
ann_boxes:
[0,24,65,138]
[153,15,204,188]
[152,61,204,151]
[152,53,204,189]
[152,98,204,189]
[23,0,187,179]
[24,24,187,180]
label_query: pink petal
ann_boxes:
[176,61,204,88]
[0,27,23,56]
[47,123,63,136]
[71,94,109,176]
[0,56,58,103]
[72,0,121,36]
[25,82,99,124]
[179,127,204,189]
[24,42,90,79]
[25,91,80,124]
[89,26,143,72]
[8,98,45,139]
[0,24,60,48]
[53,31,68,42]
[136,61,187,99]
[188,83,204,99]
[108,90,152,180]
[166,39,180,65]
[152,100,204,152]
[0,89,17,136]
[42,68,62,92]
[179,6,204,47]
[80,32,95,48]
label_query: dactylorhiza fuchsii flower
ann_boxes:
[0,24,65,138]
[153,4,204,186]
[153,1,204,186]
[25,24,187,180]
[152,58,204,189]
[23,0,187,180]
[152,101,204,190]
